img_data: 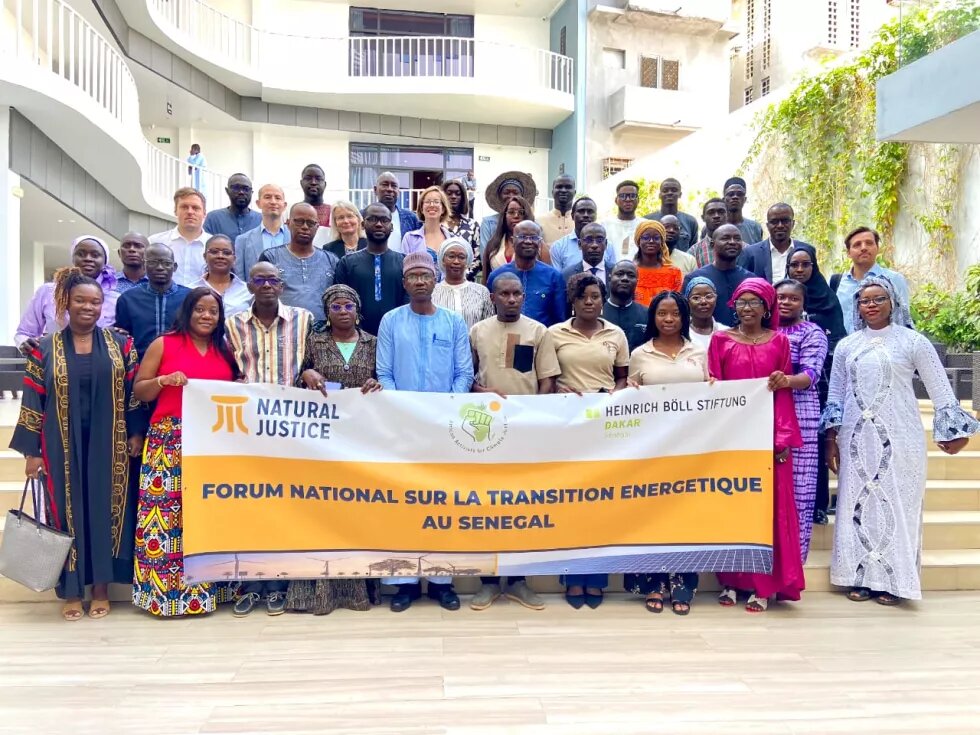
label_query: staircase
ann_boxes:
[1,398,979,603]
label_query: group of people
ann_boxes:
[10,165,977,621]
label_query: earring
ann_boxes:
[764,310,772,321]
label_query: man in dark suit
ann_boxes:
[561,222,610,293]
[738,202,809,284]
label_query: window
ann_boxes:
[639,56,679,90]
[744,86,755,105]
[349,7,474,78]
[602,157,634,180]
[761,76,770,97]
[746,49,754,82]
[827,0,839,46]
[762,0,771,70]
[745,0,755,81]
[559,26,567,56]
[603,47,626,70]
[849,0,861,48]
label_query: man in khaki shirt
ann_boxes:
[537,174,576,250]
[468,271,559,612]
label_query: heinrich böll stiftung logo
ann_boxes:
[449,400,508,454]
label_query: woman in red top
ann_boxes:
[632,220,683,307]
[131,287,242,617]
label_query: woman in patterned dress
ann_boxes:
[131,287,242,616]
[432,238,494,329]
[775,279,828,563]
[288,284,383,614]
[823,276,978,605]
[442,179,481,281]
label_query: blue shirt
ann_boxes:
[113,274,149,294]
[113,282,191,357]
[837,263,913,333]
[203,207,262,242]
[486,262,567,327]
[376,305,473,393]
[549,233,618,272]
[261,225,290,251]
[258,246,338,321]
[479,214,499,253]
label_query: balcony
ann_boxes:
[1,0,226,218]
[594,1,734,34]
[607,85,707,134]
[143,0,575,128]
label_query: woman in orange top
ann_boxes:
[632,220,683,307]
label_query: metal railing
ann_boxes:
[2,0,226,216]
[147,0,574,95]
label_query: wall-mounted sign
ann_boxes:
[157,137,171,144]
[478,156,490,162]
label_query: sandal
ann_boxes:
[745,594,768,613]
[875,592,903,606]
[89,600,111,619]
[61,601,84,622]
[717,587,736,607]
[644,594,664,613]
[671,600,690,616]
[847,587,872,602]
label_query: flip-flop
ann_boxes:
[745,594,768,614]
[644,595,664,613]
[717,587,737,607]
[89,600,111,619]
[671,600,691,616]
[875,592,902,606]
[62,602,84,622]
[847,587,872,602]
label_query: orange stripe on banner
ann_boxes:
[182,451,773,555]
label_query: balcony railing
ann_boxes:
[147,0,574,96]
[2,0,226,217]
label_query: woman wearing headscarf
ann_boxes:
[289,284,383,615]
[684,276,727,349]
[786,243,847,525]
[432,238,494,329]
[823,277,978,606]
[632,220,682,307]
[10,268,143,621]
[775,279,828,564]
[15,236,120,354]
[708,277,804,612]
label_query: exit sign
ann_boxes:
[157,137,171,144]
[478,155,490,162]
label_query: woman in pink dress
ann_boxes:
[708,277,804,612]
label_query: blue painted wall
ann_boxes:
[549,0,586,190]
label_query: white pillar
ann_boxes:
[0,106,23,345]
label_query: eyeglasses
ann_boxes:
[617,193,638,200]
[405,272,435,282]
[145,259,174,268]
[734,298,766,310]
[514,234,542,243]
[689,295,716,304]
[328,303,357,313]
[228,184,252,193]
[207,248,234,257]
[638,234,661,244]
[582,236,607,245]
[251,277,283,287]
[364,215,391,224]
[789,261,813,269]
[767,218,793,227]
[857,295,890,307]
[291,219,319,229]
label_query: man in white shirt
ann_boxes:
[603,180,642,259]
[149,187,211,287]
[561,223,610,293]
[737,202,809,284]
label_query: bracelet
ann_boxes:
[157,376,164,388]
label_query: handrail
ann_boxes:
[2,0,226,217]
[147,0,574,95]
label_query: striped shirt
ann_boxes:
[226,302,313,385]
[432,281,494,330]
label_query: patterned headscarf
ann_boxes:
[633,220,672,266]
[438,237,473,273]
[683,275,716,298]
[321,283,362,314]
[70,235,117,291]
[730,276,780,329]
[853,275,912,332]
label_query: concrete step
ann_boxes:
[811,510,980,551]
[4,549,980,603]
[928,451,980,480]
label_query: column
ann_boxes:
[0,106,23,345]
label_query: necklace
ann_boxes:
[737,326,767,345]
[654,339,681,359]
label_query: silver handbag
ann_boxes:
[0,477,74,592]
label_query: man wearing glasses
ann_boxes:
[333,202,409,336]
[258,203,339,321]
[486,221,567,327]
[203,173,262,242]
[603,180,642,258]
[682,223,753,327]
[549,197,618,273]
[376,250,473,613]
[114,243,190,358]
[738,202,811,284]
[561,223,611,291]
[226,259,313,617]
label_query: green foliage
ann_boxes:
[911,265,980,352]
[745,0,980,269]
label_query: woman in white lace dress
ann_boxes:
[822,276,978,605]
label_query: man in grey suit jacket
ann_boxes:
[233,184,290,279]
[737,202,809,284]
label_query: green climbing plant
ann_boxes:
[744,0,980,270]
